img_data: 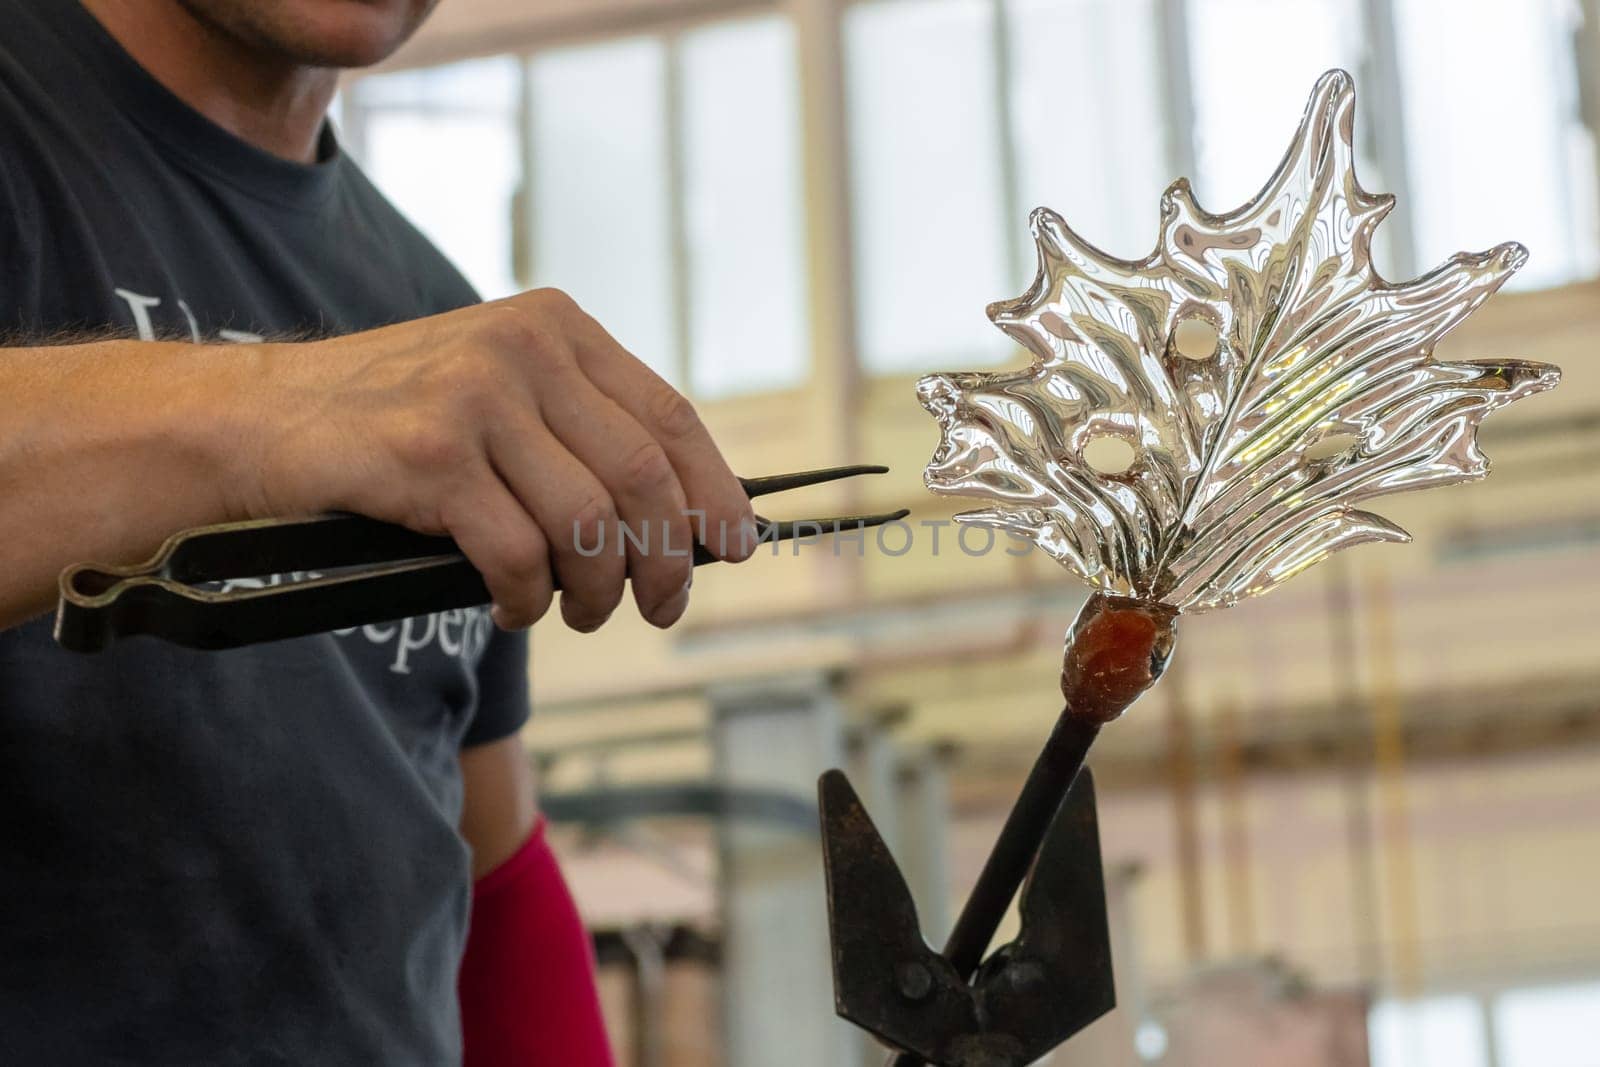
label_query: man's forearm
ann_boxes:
[0,288,761,639]
[0,339,269,629]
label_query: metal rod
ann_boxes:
[889,594,1178,1067]
[949,714,1098,982]
[888,715,1098,1067]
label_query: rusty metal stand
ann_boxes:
[818,595,1178,1067]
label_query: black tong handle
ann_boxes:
[56,514,486,652]
[54,465,909,653]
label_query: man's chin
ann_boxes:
[179,0,438,70]
[286,4,436,67]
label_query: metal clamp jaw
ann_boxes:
[817,594,1178,1067]
[820,768,1112,1067]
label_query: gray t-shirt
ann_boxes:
[0,1,532,1062]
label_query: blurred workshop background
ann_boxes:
[341,1,1599,1064]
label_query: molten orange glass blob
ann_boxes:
[1060,594,1179,725]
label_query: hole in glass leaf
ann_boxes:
[1083,435,1137,475]
[1304,431,1362,463]
[1172,318,1220,361]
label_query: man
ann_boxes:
[0,0,756,1063]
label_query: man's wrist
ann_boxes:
[170,339,304,523]
[110,338,290,526]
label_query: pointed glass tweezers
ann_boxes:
[54,464,909,653]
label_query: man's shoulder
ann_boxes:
[0,2,129,213]
[0,0,114,138]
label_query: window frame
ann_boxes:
[341,0,1600,393]
[346,7,807,396]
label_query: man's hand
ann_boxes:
[242,289,756,632]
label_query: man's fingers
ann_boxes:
[355,290,761,633]
[441,473,555,631]
[485,417,625,633]
[533,363,697,628]
[561,310,756,562]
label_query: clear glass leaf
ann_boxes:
[919,71,1561,612]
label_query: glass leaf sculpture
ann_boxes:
[918,70,1560,612]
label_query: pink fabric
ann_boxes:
[458,818,615,1066]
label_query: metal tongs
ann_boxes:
[54,464,907,653]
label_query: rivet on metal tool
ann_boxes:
[896,961,933,1001]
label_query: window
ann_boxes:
[1006,0,1169,263]
[1369,995,1488,1067]
[1493,981,1600,1067]
[846,0,1013,374]
[1182,0,1411,275]
[352,57,523,300]
[348,22,810,398]
[343,0,1600,396]
[531,39,678,382]
[680,17,810,398]
[1371,982,1600,1067]
[1185,0,1371,214]
[1392,0,1598,289]
[528,24,810,396]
